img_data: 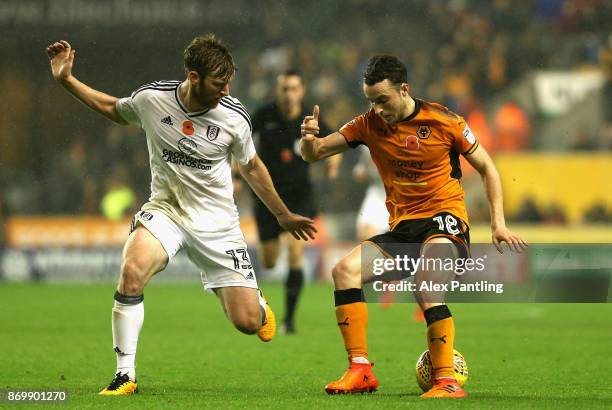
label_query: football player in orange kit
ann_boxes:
[300,55,526,398]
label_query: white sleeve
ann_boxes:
[115,94,142,127]
[231,119,256,165]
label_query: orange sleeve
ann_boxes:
[338,115,367,148]
[452,117,480,155]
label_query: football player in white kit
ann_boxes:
[353,146,389,241]
[46,35,317,395]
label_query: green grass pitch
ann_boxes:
[1,281,611,409]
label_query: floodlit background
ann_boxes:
[1,1,611,408]
[0,0,610,279]
[0,0,612,279]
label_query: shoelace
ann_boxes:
[108,372,130,390]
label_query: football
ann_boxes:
[415,349,468,392]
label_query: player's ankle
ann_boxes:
[117,368,136,381]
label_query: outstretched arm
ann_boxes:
[300,105,349,162]
[464,145,528,253]
[46,40,125,124]
[238,154,317,241]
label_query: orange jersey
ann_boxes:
[339,99,479,230]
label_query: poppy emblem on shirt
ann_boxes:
[406,135,420,150]
[417,125,431,139]
[182,120,195,136]
[206,125,220,141]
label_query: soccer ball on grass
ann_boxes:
[415,349,468,392]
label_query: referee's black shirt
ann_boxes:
[252,102,331,197]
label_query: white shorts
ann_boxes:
[130,210,258,290]
[357,185,390,234]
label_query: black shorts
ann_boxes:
[366,211,470,260]
[254,190,317,242]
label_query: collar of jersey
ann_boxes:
[174,85,210,117]
[399,98,421,123]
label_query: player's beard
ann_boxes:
[193,82,221,109]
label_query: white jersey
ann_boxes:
[116,80,256,233]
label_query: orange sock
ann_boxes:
[334,289,368,359]
[424,305,455,379]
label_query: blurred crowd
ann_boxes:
[0,0,610,226]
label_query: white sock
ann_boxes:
[351,356,370,364]
[112,299,144,381]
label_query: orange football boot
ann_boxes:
[325,360,378,394]
[420,377,467,398]
[257,290,276,342]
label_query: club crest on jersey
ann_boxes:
[406,135,420,150]
[178,137,197,155]
[417,125,431,140]
[139,211,154,221]
[206,125,221,141]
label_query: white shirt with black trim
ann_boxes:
[116,81,255,233]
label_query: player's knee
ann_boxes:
[232,311,260,335]
[120,259,147,295]
[422,238,457,259]
[261,257,276,270]
[260,241,280,269]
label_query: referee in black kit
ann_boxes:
[251,69,339,334]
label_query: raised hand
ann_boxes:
[46,40,75,82]
[301,105,320,139]
[300,105,321,162]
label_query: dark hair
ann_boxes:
[183,34,236,81]
[279,68,304,84]
[363,55,407,86]
[282,68,303,78]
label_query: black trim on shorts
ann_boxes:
[367,211,470,260]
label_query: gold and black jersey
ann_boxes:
[339,99,479,229]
